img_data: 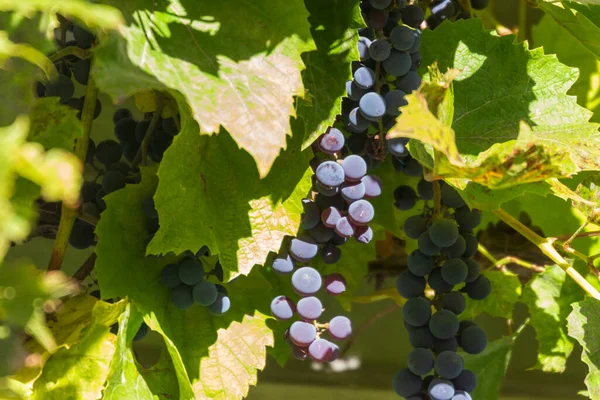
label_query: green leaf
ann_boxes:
[407,19,600,188]
[462,332,520,400]
[103,303,154,400]
[31,300,125,400]
[537,0,600,60]
[461,268,522,320]
[298,0,364,148]
[521,265,584,373]
[568,298,600,400]
[93,0,314,177]
[573,176,600,224]
[28,98,82,150]
[148,114,313,277]
[459,180,551,211]
[532,13,600,122]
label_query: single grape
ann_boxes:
[354,67,376,90]
[382,50,411,77]
[81,181,98,203]
[213,262,224,282]
[107,161,131,175]
[73,25,95,49]
[404,215,428,239]
[430,0,456,19]
[133,322,149,342]
[309,223,334,243]
[435,351,464,379]
[464,258,481,283]
[270,296,296,321]
[397,270,426,298]
[434,337,459,354]
[72,58,91,85]
[455,207,482,230]
[96,188,107,210]
[347,132,367,152]
[289,321,317,347]
[121,140,140,163]
[341,181,366,202]
[367,8,388,29]
[171,285,194,310]
[134,119,150,143]
[315,192,345,210]
[300,199,321,230]
[403,296,432,327]
[45,74,74,103]
[335,216,356,238]
[96,140,122,166]
[291,266,322,296]
[321,206,343,228]
[215,284,228,296]
[390,25,416,51]
[297,296,323,321]
[442,235,467,258]
[324,274,346,296]
[348,107,370,132]
[369,39,391,61]
[192,281,218,306]
[384,89,408,117]
[113,108,132,124]
[346,80,367,102]
[160,263,181,288]
[407,250,435,277]
[289,236,319,262]
[320,245,342,264]
[177,259,204,286]
[82,202,100,218]
[452,369,477,393]
[357,36,372,61]
[458,320,477,335]
[462,233,479,258]
[452,390,473,400]
[316,182,339,197]
[69,219,95,249]
[470,0,489,9]
[319,128,345,154]
[459,325,488,355]
[316,161,345,187]
[396,71,422,93]
[354,225,373,244]
[207,293,231,316]
[464,275,491,300]
[388,137,409,157]
[429,310,459,339]
[361,175,383,198]
[418,232,441,256]
[428,378,455,400]
[102,170,126,194]
[342,155,368,182]
[392,369,422,398]
[308,338,335,362]
[440,291,466,315]
[291,345,308,360]
[411,51,422,71]
[408,326,435,349]
[441,183,466,208]
[359,92,387,121]
[408,348,434,375]
[394,185,417,210]
[403,157,423,177]
[328,316,352,340]
[429,219,459,248]
[369,0,392,9]
[441,258,468,285]
[348,199,374,226]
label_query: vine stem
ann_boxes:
[48,77,98,271]
[432,180,442,219]
[132,98,164,167]
[73,253,97,282]
[48,46,92,62]
[493,208,600,301]
[478,243,545,272]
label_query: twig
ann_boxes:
[554,231,600,241]
[477,243,499,264]
[339,303,398,357]
[479,243,545,272]
[432,180,442,219]
[48,77,98,271]
[73,253,97,281]
[132,98,164,167]
[48,46,92,62]
[493,208,600,301]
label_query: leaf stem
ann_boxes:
[493,208,600,300]
[48,77,98,271]
[477,242,499,264]
[48,46,92,62]
[132,98,164,167]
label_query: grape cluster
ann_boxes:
[426,0,489,29]
[393,184,489,399]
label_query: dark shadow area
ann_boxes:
[99,0,313,77]
[421,19,535,156]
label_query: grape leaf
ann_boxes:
[532,13,600,122]
[103,303,154,400]
[568,298,600,400]
[148,113,313,277]
[573,176,600,225]
[298,0,364,148]
[396,19,600,188]
[95,166,278,399]
[461,268,522,320]
[31,300,125,400]
[459,180,551,211]
[521,265,584,373]
[462,331,521,400]
[93,0,314,177]
[28,98,82,150]
[537,0,600,60]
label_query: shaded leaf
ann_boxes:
[461,268,522,320]
[568,298,600,400]
[28,98,82,150]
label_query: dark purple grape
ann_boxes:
[289,321,317,347]
[341,181,366,202]
[321,206,343,228]
[382,50,411,77]
[361,175,382,198]
[335,216,356,238]
[354,225,373,244]
[354,66,376,90]
[348,199,374,226]
[368,39,391,61]
[328,316,352,340]
[384,90,408,117]
[272,254,295,274]
[316,161,345,187]
[320,245,341,264]
[319,128,345,154]
[359,92,387,121]
[357,36,372,61]
[270,296,295,320]
[342,155,368,182]
[308,338,335,362]
[289,236,319,262]
[390,25,416,51]
[297,296,323,321]
[309,223,334,244]
[324,274,347,296]
[291,267,322,296]
[346,80,367,101]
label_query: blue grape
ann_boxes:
[335,216,356,238]
[172,285,194,310]
[316,182,339,197]
[459,325,487,355]
[319,128,345,154]
[354,67,376,90]
[324,274,346,296]
[354,225,374,244]
[270,296,295,320]
[348,199,375,226]
[429,219,459,248]
[408,348,434,375]
[357,36,372,61]
[69,219,95,249]
[442,235,467,258]
[160,264,181,288]
[289,236,319,262]
[348,107,370,132]
[403,296,432,327]
[316,161,345,187]
[402,6,425,28]
[178,259,204,285]
[411,51,422,71]
[192,281,218,306]
[393,369,422,398]
[320,245,341,264]
[308,223,334,243]
[384,89,408,117]
[72,58,91,85]
[452,369,477,392]
[441,258,468,285]
[308,338,336,362]
[418,232,441,256]
[346,80,367,101]
[435,350,464,379]
[403,157,423,177]
[388,137,409,157]
[429,310,459,339]
[464,258,481,283]
[96,140,122,166]
[397,270,426,298]
[452,390,472,400]
[408,250,435,277]
[428,378,455,400]
[102,170,126,194]
[369,39,391,61]
[464,275,491,300]
[321,206,343,228]
[73,25,95,48]
[390,25,416,51]
[417,179,434,200]
[207,293,231,316]
[404,215,428,239]
[290,321,317,347]
[434,337,459,354]
[462,233,479,258]
[455,207,482,230]
[440,291,466,315]
[134,120,150,143]
[382,50,411,77]
[297,296,323,321]
[408,326,435,349]
[341,181,366,202]
[45,74,74,103]
[394,185,417,210]
[361,175,383,198]
[369,0,392,9]
[441,183,466,208]
[342,155,368,182]
[367,8,388,29]
[291,267,322,296]
[113,108,132,124]
[409,31,422,53]
[396,71,422,93]
[359,92,387,121]
[328,316,352,340]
